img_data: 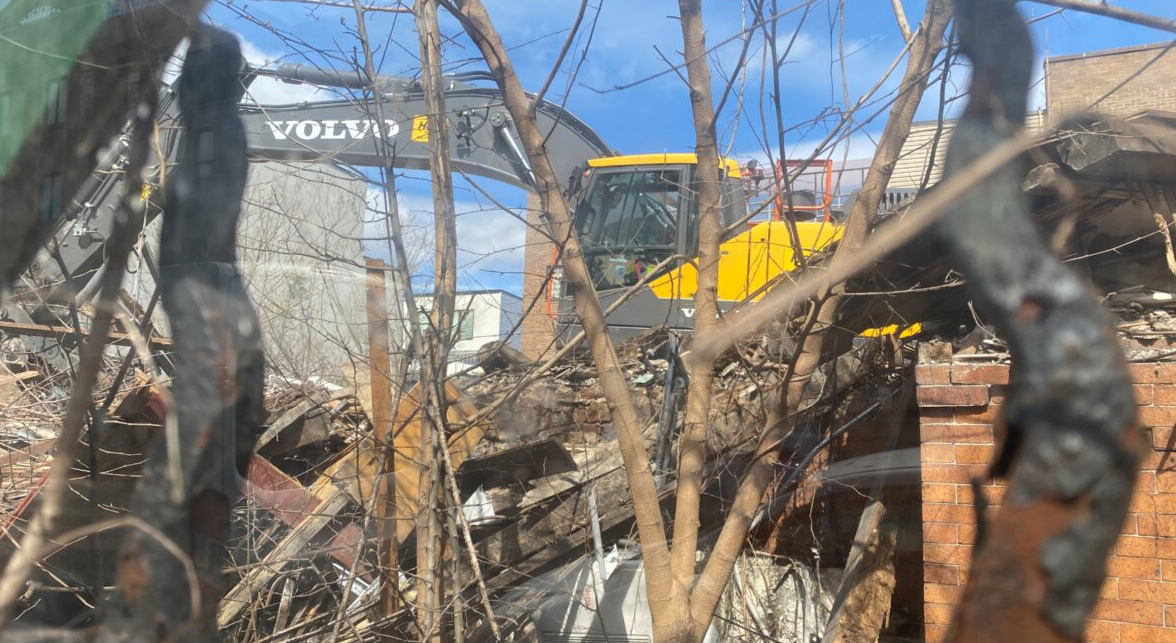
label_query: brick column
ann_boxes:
[519,192,557,360]
[916,341,1176,643]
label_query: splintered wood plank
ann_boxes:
[218,484,351,628]
[0,363,30,407]
[821,500,898,643]
[0,320,171,349]
[219,381,486,627]
[343,379,484,542]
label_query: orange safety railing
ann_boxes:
[773,159,834,222]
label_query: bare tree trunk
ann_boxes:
[351,0,423,632]
[438,0,684,639]
[440,2,950,640]
[688,0,954,631]
[416,0,459,639]
[669,0,723,598]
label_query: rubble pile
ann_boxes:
[1108,288,1176,360]
[0,316,910,641]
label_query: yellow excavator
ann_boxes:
[552,153,847,341]
[4,35,884,346]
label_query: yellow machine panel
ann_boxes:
[587,153,743,178]
[648,220,842,302]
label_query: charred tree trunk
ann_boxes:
[941,1,1140,640]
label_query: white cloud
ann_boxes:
[454,202,527,277]
[362,187,526,290]
[737,30,821,77]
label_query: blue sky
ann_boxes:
[208,0,1174,294]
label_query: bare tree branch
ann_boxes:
[438,0,683,636]
[415,0,460,638]
[530,0,589,116]
[690,2,954,626]
[890,0,913,42]
[669,1,725,627]
[1030,0,1176,34]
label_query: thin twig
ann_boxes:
[436,432,500,639]
[890,0,913,42]
[530,0,589,116]
[1030,0,1176,34]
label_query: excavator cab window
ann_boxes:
[682,172,748,252]
[574,167,685,291]
[722,174,748,229]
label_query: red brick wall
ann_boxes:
[519,192,558,359]
[1047,43,1176,124]
[760,388,926,638]
[916,346,1176,643]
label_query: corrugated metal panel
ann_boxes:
[888,111,1044,190]
[498,292,523,349]
[889,120,955,190]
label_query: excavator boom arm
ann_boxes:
[31,65,612,291]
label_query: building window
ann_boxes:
[46,80,66,126]
[39,174,62,222]
[418,308,474,342]
[455,309,474,341]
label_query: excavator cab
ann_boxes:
[571,154,746,293]
[554,153,845,342]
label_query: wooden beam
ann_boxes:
[253,399,316,451]
[0,440,56,471]
[821,500,899,643]
[218,380,486,628]
[0,320,171,349]
[218,483,352,627]
[245,456,367,569]
[0,363,35,406]
[365,258,399,615]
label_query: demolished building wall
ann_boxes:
[1047,43,1176,123]
[236,161,374,382]
[916,345,1176,643]
[873,38,1176,643]
[520,193,558,360]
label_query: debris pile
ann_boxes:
[0,311,919,641]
